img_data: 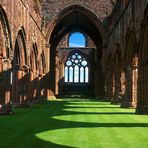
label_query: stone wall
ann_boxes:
[0,0,47,108]
[104,0,148,114]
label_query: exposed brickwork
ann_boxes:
[42,0,114,26]
[104,0,148,113]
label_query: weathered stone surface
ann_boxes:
[0,0,148,114]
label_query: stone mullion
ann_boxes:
[73,66,75,82]
[84,67,86,83]
[78,67,80,83]
[67,67,70,82]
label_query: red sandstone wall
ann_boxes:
[42,0,115,26]
[0,0,45,65]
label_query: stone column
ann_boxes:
[104,71,110,98]
[95,62,105,98]
[136,61,148,114]
[12,67,22,104]
[121,66,135,108]
[120,71,125,100]
[132,63,138,107]
[28,71,34,102]
[111,71,121,104]
[0,58,12,106]
[105,70,114,101]
[59,62,64,81]
[55,54,60,96]
[0,57,3,104]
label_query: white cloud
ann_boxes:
[69,43,85,47]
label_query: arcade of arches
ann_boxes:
[0,0,148,114]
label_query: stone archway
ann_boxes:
[46,4,106,98]
[111,43,124,104]
[12,27,29,106]
[121,29,137,108]
[0,6,12,106]
[28,43,39,101]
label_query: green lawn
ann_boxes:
[0,98,148,148]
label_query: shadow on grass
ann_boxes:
[63,106,120,109]
[0,99,147,148]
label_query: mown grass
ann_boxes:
[0,98,148,148]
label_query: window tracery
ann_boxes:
[64,52,89,83]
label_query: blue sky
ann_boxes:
[69,33,85,47]
[65,32,88,83]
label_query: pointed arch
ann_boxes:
[46,4,106,96]
[41,51,46,74]
[46,4,106,49]
[0,6,12,59]
[30,42,38,72]
[13,26,27,67]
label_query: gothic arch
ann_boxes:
[12,27,28,105]
[13,26,27,67]
[40,51,46,74]
[0,6,12,59]
[47,4,106,95]
[0,6,12,105]
[30,43,38,72]
[46,4,106,49]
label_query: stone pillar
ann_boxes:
[105,71,110,98]
[12,68,22,104]
[105,70,114,100]
[111,71,121,104]
[120,71,125,100]
[59,62,64,81]
[55,54,60,96]
[121,66,135,108]
[0,57,3,105]
[95,62,105,98]
[136,61,148,114]
[132,63,138,107]
[28,71,34,102]
[0,58,12,106]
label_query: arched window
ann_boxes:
[64,52,89,83]
[68,32,86,47]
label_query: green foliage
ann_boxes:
[0,98,148,148]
